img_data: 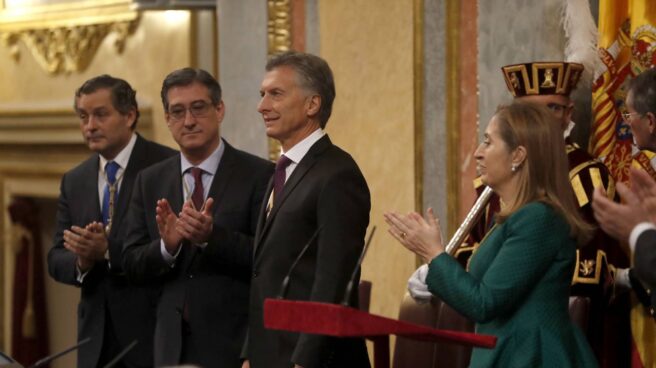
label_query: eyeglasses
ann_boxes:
[621,111,642,121]
[168,101,213,122]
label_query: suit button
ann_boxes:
[647,288,652,296]
[253,271,259,278]
[650,307,654,316]
[188,274,194,279]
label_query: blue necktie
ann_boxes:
[102,161,120,226]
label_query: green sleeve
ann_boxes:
[426,203,569,323]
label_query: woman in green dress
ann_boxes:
[385,102,598,367]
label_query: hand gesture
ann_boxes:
[177,197,214,245]
[629,167,656,223]
[384,208,444,263]
[156,198,183,254]
[592,183,648,243]
[63,221,108,271]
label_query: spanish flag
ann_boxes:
[590,1,656,367]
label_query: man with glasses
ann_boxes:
[48,75,176,368]
[622,68,656,152]
[122,68,273,367]
[592,67,656,321]
[457,62,630,366]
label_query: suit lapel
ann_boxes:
[206,141,237,212]
[168,157,184,215]
[82,155,103,223]
[253,177,274,254]
[109,135,145,237]
[254,135,332,260]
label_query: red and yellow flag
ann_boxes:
[591,1,656,367]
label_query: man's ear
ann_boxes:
[215,100,226,123]
[647,112,656,134]
[306,95,321,118]
[126,109,137,130]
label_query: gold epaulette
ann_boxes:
[571,249,608,285]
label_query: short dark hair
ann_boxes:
[75,74,140,129]
[160,68,222,111]
[266,51,335,128]
[629,68,656,116]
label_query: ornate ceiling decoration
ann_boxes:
[0,1,139,75]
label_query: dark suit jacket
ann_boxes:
[122,140,273,367]
[47,134,177,368]
[635,228,656,319]
[245,135,371,368]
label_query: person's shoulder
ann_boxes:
[139,135,178,157]
[65,154,99,179]
[514,201,551,215]
[226,142,274,171]
[508,202,561,226]
[139,153,179,178]
[319,141,361,168]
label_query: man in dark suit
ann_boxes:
[241,52,371,368]
[122,68,273,367]
[48,75,177,368]
[633,224,656,317]
[592,67,656,319]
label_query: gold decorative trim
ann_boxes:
[267,0,292,55]
[414,0,424,215]
[571,249,607,285]
[446,0,460,237]
[266,0,292,161]
[0,1,139,75]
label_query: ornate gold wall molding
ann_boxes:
[0,1,139,74]
[267,0,292,55]
[266,0,292,160]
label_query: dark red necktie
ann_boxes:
[190,167,204,210]
[273,155,292,205]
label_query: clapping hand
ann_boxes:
[384,208,444,263]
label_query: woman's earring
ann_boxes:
[511,163,518,172]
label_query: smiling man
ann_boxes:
[48,75,176,368]
[122,68,273,367]
[241,52,371,368]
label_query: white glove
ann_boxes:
[407,264,433,302]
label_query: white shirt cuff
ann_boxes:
[160,239,182,266]
[629,222,656,253]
